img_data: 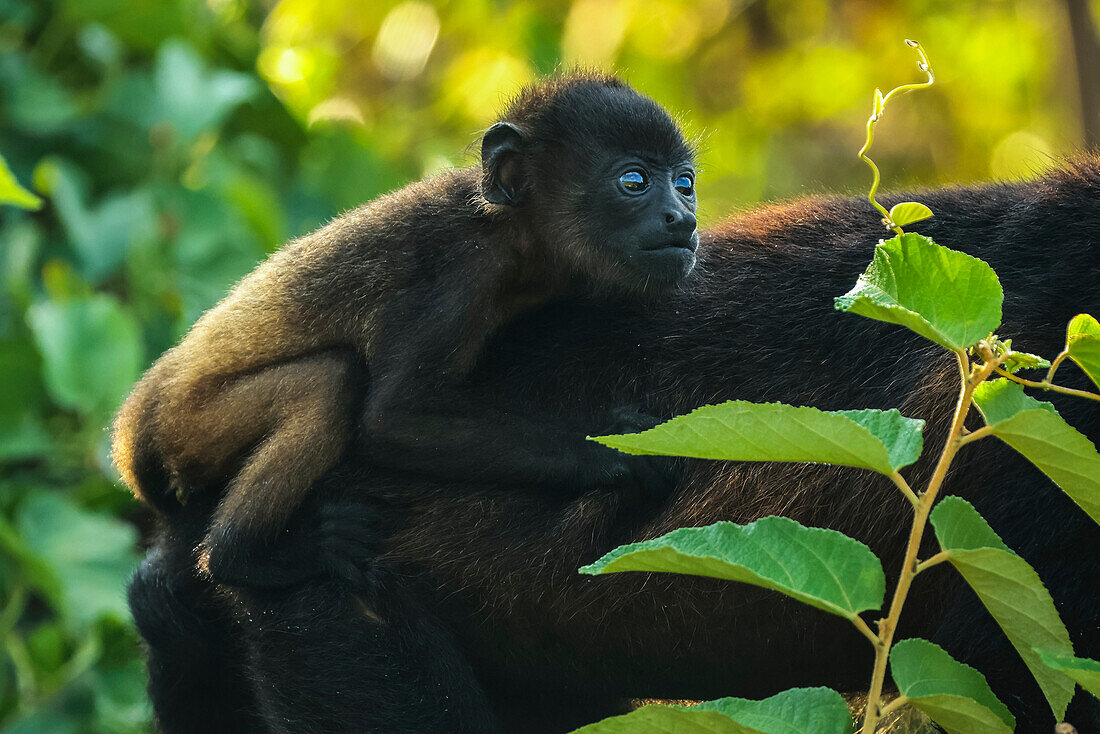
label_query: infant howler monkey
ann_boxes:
[112,75,699,586]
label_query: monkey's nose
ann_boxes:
[664,209,697,234]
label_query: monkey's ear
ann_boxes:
[482,122,526,206]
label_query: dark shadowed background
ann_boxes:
[1,0,1097,731]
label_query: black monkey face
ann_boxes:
[566,154,699,294]
[496,74,699,296]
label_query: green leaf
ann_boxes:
[153,40,258,141]
[0,53,78,135]
[1067,313,1100,340]
[888,201,933,228]
[1037,649,1100,697]
[973,380,1100,525]
[0,338,52,461]
[580,517,884,621]
[1066,313,1100,391]
[91,659,154,731]
[930,497,1075,719]
[590,402,923,476]
[26,294,144,418]
[568,704,763,734]
[0,151,41,209]
[834,233,1003,351]
[569,688,852,734]
[160,185,265,324]
[35,159,157,281]
[890,638,1015,734]
[15,492,139,630]
[1001,349,1051,374]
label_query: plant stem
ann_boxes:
[0,578,26,640]
[852,614,881,646]
[1045,350,1069,384]
[957,425,994,445]
[879,695,911,717]
[858,40,935,236]
[857,114,898,234]
[914,551,949,574]
[860,351,996,734]
[5,635,36,704]
[992,367,1100,402]
[889,472,920,508]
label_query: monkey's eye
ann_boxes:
[674,175,695,198]
[618,170,649,194]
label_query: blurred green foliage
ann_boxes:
[0,0,1094,730]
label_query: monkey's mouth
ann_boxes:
[645,238,698,253]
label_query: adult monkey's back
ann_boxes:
[134,161,1100,732]
[366,161,1099,731]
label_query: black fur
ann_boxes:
[114,74,696,589]
[131,161,1099,731]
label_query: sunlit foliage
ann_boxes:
[0,0,1094,731]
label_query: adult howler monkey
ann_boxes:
[113,75,698,587]
[127,110,1099,732]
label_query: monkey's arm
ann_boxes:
[363,391,670,498]
[361,292,670,498]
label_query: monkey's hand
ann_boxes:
[588,405,679,504]
[200,501,384,591]
[307,500,386,594]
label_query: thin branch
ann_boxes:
[915,551,950,574]
[851,614,882,647]
[955,349,971,384]
[993,367,1100,402]
[957,425,994,445]
[860,351,997,734]
[879,695,911,718]
[890,472,920,509]
[858,40,934,236]
[1045,349,1069,384]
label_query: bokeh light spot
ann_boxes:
[562,0,632,66]
[990,130,1054,181]
[260,46,309,84]
[373,2,441,81]
[629,0,702,61]
[308,97,367,128]
[440,48,534,125]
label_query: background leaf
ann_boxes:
[591,402,923,475]
[15,493,139,630]
[834,233,1003,350]
[2,0,1097,730]
[150,40,258,142]
[39,159,158,282]
[569,688,852,734]
[888,201,933,227]
[929,497,1075,719]
[27,294,144,419]
[890,638,1015,734]
[972,380,1100,525]
[1036,650,1100,698]
[0,152,41,209]
[1065,313,1100,391]
[580,517,885,621]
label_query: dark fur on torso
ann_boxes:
[342,159,1099,720]
[127,160,1100,733]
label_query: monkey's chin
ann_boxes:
[634,246,697,290]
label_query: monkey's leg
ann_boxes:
[128,518,267,734]
[198,353,364,587]
[232,567,503,734]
